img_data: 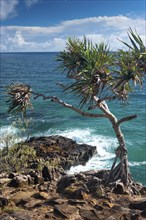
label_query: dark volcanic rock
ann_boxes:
[42,165,65,182]
[57,171,106,199]
[0,197,8,207]
[29,171,41,184]
[129,199,146,210]
[42,166,52,181]
[141,208,146,218]
[0,168,146,220]
[140,186,146,195]
[7,175,29,188]
[54,204,78,218]
[112,182,125,194]
[57,175,76,193]
[80,209,100,220]
[86,177,101,193]
[0,213,31,220]
[26,135,97,170]
[8,173,17,179]
[65,186,88,199]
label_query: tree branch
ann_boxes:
[93,96,118,125]
[88,96,116,110]
[32,92,106,118]
[117,114,137,126]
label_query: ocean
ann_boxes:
[0,52,146,185]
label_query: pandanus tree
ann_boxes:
[6,29,146,193]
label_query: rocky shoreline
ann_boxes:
[26,135,97,170]
[0,136,146,220]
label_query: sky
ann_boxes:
[0,0,146,52]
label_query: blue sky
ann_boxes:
[0,0,145,52]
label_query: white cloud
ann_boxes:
[8,30,26,46]
[0,43,7,51]
[1,15,145,52]
[25,0,39,7]
[1,30,66,52]
[2,25,64,35]
[0,0,19,20]
[2,15,145,37]
[0,0,40,21]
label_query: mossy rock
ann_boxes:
[65,185,88,199]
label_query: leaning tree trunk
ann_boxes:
[104,122,140,194]
[95,98,139,193]
[105,123,131,186]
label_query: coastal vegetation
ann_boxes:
[4,29,146,194]
[0,141,37,173]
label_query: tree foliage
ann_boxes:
[6,83,32,116]
[57,37,114,106]
[56,30,145,107]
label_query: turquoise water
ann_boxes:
[0,52,146,185]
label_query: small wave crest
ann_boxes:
[0,125,23,148]
[129,161,146,167]
[0,125,18,136]
[52,128,117,158]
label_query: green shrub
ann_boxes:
[0,143,37,173]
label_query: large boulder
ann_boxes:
[0,197,8,207]
[42,165,65,182]
[7,174,31,188]
[57,171,105,199]
[129,199,146,210]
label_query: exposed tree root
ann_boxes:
[103,147,141,195]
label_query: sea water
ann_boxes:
[0,52,146,185]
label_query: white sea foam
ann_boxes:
[129,161,146,167]
[0,125,23,148]
[54,128,117,157]
[0,125,18,136]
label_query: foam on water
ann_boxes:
[0,125,18,136]
[56,128,116,157]
[129,161,146,166]
[0,125,24,148]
